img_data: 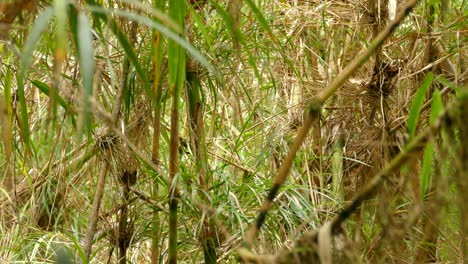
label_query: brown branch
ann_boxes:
[130,187,168,214]
[83,21,136,261]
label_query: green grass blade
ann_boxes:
[430,89,443,125]
[243,0,302,83]
[187,3,210,47]
[420,142,434,199]
[17,7,54,149]
[406,72,434,139]
[77,12,95,139]
[87,6,214,78]
[32,80,70,112]
[437,76,464,97]
[243,0,278,45]
[208,0,261,82]
[85,0,147,83]
[32,80,76,127]
[419,89,444,199]
[68,4,79,55]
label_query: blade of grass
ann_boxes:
[76,12,95,139]
[420,143,434,199]
[243,0,302,82]
[437,76,463,96]
[209,0,262,83]
[87,5,215,78]
[17,6,54,151]
[429,89,444,126]
[85,0,147,85]
[32,80,70,112]
[420,89,443,199]
[406,72,434,139]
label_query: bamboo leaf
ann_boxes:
[32,80,70,112]
[437,76,464,97]
[31,79,76,130]
[208,1,261,82]
[68,4,79,55]
[406,72,434,139]
[419,88,444,199]
[85,0,147,84]
[420,143,433,199]
[17,7,54,149]
[430,89,443,125]
[87,6,215,78]
[77,12,95,138]
[187,3,210,47]
[243,0,278,45]
[243,0,302,84]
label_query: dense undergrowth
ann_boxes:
[0,0,467,263]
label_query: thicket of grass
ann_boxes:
[0,0,466,263]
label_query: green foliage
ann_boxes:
[76,12,95,139]
[17,7,54,150]
[0,0,466,263]
[406,72,434,139]
[429,89,444,125]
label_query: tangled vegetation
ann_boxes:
[0,0,466,263]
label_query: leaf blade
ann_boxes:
[406,72,434,138]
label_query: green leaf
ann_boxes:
[32,80,76,127]
[420,143,434,199]
[32,80,69,111]
[17,7,54,149]
[437,76,464,97]
[85,0,147,84]
[68,4,79,55]
[87,5,215,78]
[429,89,443,126]
[243,0,302,84]
[406,72,434,138]
[187,3,210,47]
[77,12,95,139]
[208,1,260,83]
[244,0,278,45]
